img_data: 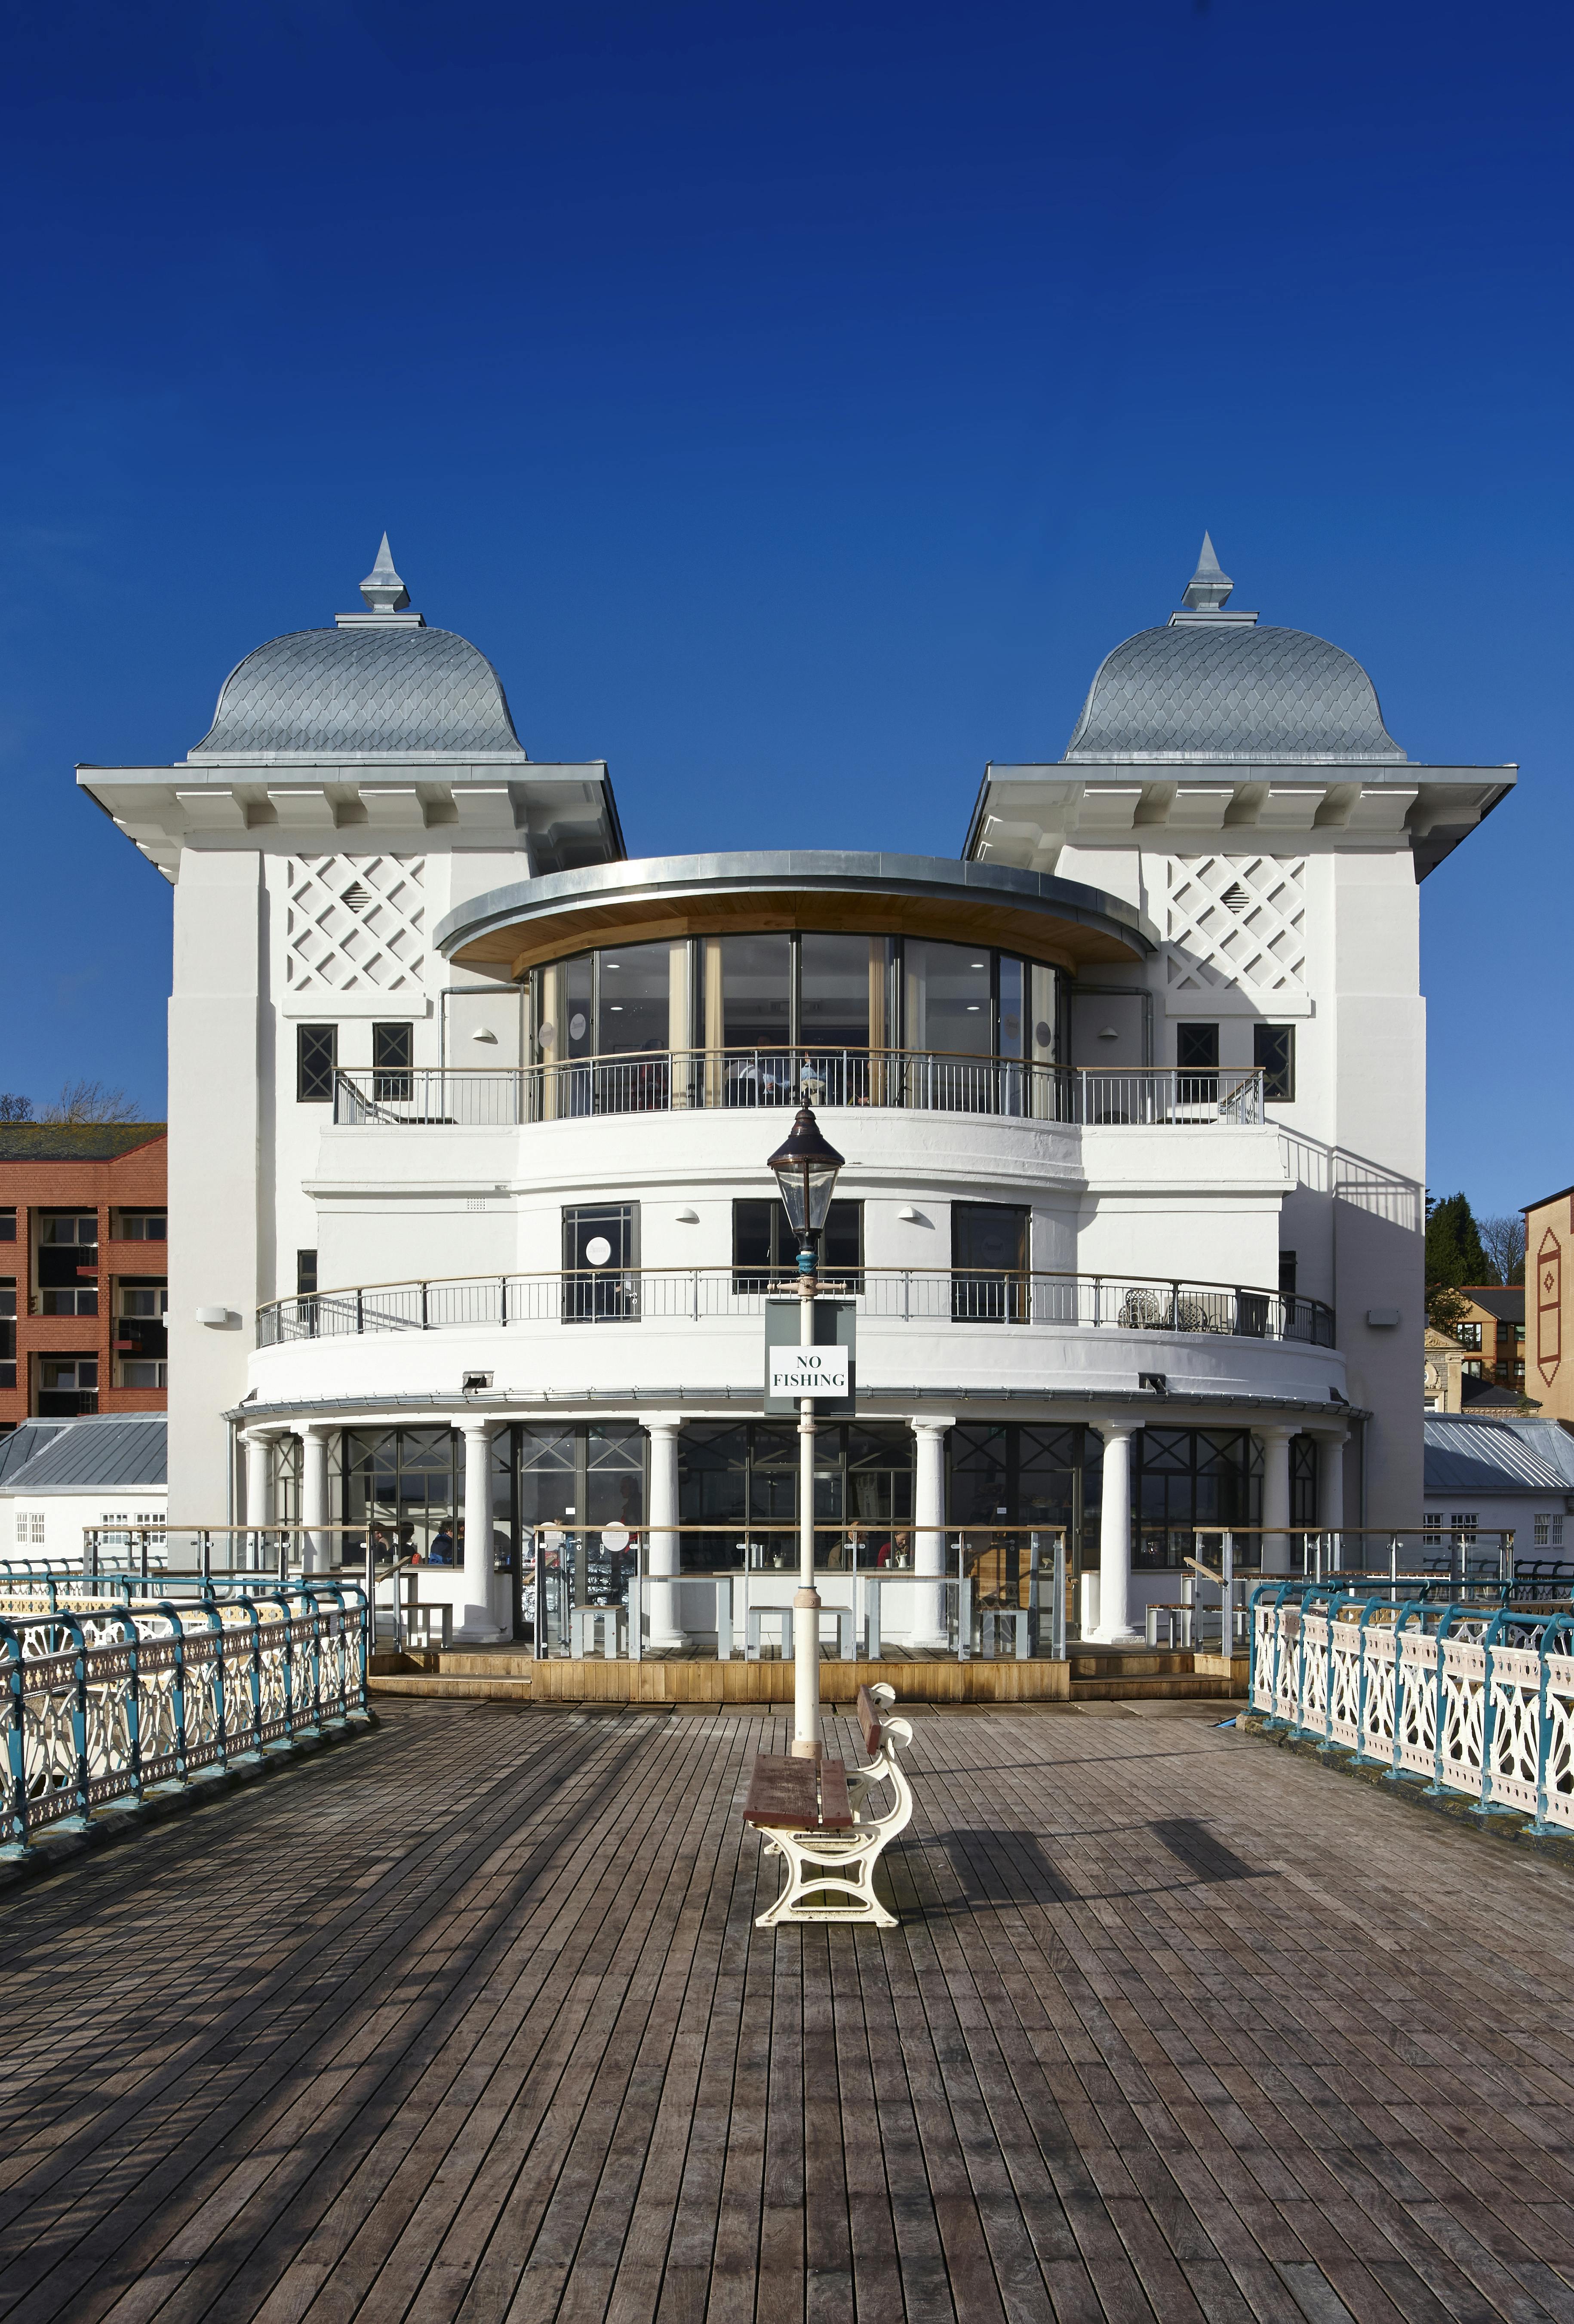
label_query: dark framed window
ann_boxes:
[951,1202,1028,1322]
[113,1210,166,1240]
[1278,1251,1297,1302]
[0,1278,14,1389]
[36,1210,98,1315]
[732,1198,862,1289]
[297,1250,318,1296]
[563,1203,639,1321]
[297,1024,337,1103]
[372,1021,413,1102]
[677,1419,913,1573]
[1176,1023,1219,1072]
[1254,1023,1295,1102]
[1290,1435,1318,1527]
[0,1210,13,1242]
[1131,1428,1261,1570]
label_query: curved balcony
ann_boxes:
[258,1265,1333,1349]
[332,1055,1267,1130]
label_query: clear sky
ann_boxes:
[1,1,1567,1217]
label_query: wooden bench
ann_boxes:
[744,1682,914,1929]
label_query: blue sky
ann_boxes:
[1,0,1568,1219]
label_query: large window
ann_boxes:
[36,1210,98,1316]
[732,1198,862,1288]
[516,1421,645,1631]
[0,1280,13,1390]
[563,1203,639,1321]
[1131,1429,1261,1570]
[904,941,993,1059]
[948,1422,1091,1597]
[297,1024,337,1102]
[951,1202,1028,1322]
[678,1420,913,1572]
[1176,1022,1219,1072]
[338,1427,460,1564]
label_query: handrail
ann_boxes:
[331,1053,1267,1131]
[257,1262,1335,1348]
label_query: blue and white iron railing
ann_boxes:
[258,1263,1335,1348]
[333,1053,1266,1130]
[1248,1576,1574,1835]
[0,1580,371,1855]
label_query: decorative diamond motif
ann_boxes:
[1164,855,1305,998]
[284,856,427,996]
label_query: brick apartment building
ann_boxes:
[0,1124,167,1428]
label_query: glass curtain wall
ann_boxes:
[530,935,1063,1109]
[336,1428,461,1564]
[678,1421,914,1572]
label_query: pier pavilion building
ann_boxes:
[78,534,1513,1646]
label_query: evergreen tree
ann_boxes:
[1426,1192,1493,1288]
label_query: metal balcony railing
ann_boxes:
[331,1053,1266,1129]
[258,1265,1334,1348]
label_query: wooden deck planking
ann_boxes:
[0,1704,1571,2321]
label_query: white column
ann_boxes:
[456,1419,503,1642]
[909,1416,952,1648]
[1314,1430,1347,1561]
[243,1428,277,1572]
[297,1422,330,1576]
[1090,1420,1139,1642]
[1258,1423,1297,1576]
[645,1416,684,1649]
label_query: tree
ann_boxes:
[1426,1281,1471,1336]
[0,1094,31,1121]
[38,1080,137,1125]
[1478,1213,1526,1287]
[1426,1192,1492,1288]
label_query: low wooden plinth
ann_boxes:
[526,1657,1073,1705]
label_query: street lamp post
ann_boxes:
[766,1105,845,1761]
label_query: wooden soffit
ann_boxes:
[450,885,1146,982]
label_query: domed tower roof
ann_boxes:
[188,536,526,760]
[1063,535,1406,764]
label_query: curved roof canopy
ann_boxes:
[1064,535,1406,765]
[436,850,1156,980]
[188,536,526,762]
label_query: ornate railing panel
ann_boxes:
[0,1585,370,1853]
[1249,1584,1574,1834]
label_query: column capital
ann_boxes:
[908,1414,957,1435]
[1254,1420,1301,1443]
[243,1422,285,1444]
[1302,1423,1349,1445]
[294,1419,334,1443]
[643,1413,687,1437]
[458,1414,497,1441]
[1087,1415,1138,1442]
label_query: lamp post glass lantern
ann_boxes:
[766,1107,845,1758]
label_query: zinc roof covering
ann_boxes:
[0,1416,166,1495]
[1064,623,1406,763]
[190,625,526,759]
[1423,1416,1568,1497]
[0,1422,73,1486]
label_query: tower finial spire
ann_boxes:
[1182,532,1233,613]
[360,533,410,616]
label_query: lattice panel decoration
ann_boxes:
[284,857,427,997]
[1163,855,1306,999]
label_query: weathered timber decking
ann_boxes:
[0,1699,1572,2322]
